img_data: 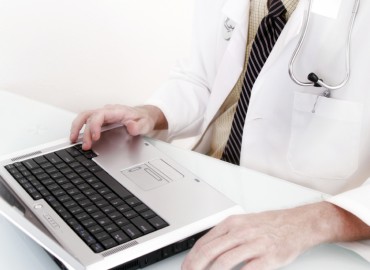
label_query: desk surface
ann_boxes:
[0,90,369,270]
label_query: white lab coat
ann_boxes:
[146,0,370,260]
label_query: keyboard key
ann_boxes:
[104,223,119,233]
[111,198,124,207]
[55,177,68,185]
[50,172,63,179]
[88,225,103,235]
[101,238,117,250]
[63,200,78,208]
[134,204,149,213]
[70,206,83,215]
[85,205,99,214]
[101,205,115,214]
[117,204,131,213]
[76,212,90,221]
[131,216,155,234]
[97,217,112,227]
[91,211,105,220]
[45,167,58,174]
[97,187,110,195]
[88,166,102,173]
[90,243,104,253]
[108,211,123,220]
[55,150,75,163]
[41,162,54,169]
[115,217,130,227]
[95,231,110,242]
[33,156,48,164]
[44,153,62,164]
[66,147,81,157]
[60,167,73,175]
[22,159,39,170]
[125,197,141,207]
[80,159,95,168]
[74,166,87,174]
[122,224,143,239]
[78,199,92,207]
[141,210,156,220]
[82,218,97,228]
[148,216,168,230]
[95,200,109,208]
[123,210,138,219]
[111,230,130,244]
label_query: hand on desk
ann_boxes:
[182,201,370,270]
[70,104,167,150]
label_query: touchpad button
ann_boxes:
[122,159,184,191]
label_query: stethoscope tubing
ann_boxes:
[288,0,360,90]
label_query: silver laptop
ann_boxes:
[0,125,243,270]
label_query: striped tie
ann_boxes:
[221,0,287,165]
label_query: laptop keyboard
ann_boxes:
[4,144,168,253]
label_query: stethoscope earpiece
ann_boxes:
[307,73,321,87]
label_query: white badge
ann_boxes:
[311,0,342,19]
[223,17,236,41]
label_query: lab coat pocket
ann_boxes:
[288,92,363,180]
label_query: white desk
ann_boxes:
[0,90,369,270]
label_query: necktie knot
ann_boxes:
[268,0,287,18]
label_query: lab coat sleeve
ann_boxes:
[145,0,222,141]
[326,183,370,261]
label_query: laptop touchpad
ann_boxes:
[122,159,184,191]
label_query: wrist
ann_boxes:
[295,202,370,247]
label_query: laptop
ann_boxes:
[0,125,243,270]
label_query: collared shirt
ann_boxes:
[209,0,299,159]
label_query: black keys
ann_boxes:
[94,171,132,199]
[3,145,169,255]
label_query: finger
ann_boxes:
[193,215,240,248]
[87,111,106,141]
[70,111,93,142]
[183,233,240,270]
[241,257,271,270]
[209,243,261,270]
[82,124,93,150]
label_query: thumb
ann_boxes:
[125,119,153,136]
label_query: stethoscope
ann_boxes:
[289,0,360,98]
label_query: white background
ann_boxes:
[0,0,194,112]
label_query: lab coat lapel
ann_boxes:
[202,0,250,128]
